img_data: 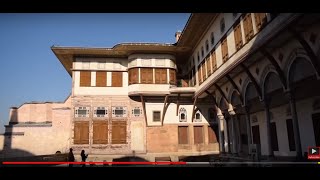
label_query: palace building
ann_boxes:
[1,13,320,161]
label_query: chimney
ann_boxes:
[175,31,182,42]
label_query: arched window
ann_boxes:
[194,110,202,122]
[179,108,187,122]
[210,32,215,46]
[205,40,209,53]
[220,18,225,33]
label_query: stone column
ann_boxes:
[263,97,274,158]
[285,90,302,160]
[245,106,252,154]
[230,115,238,155]
[217,114,225,153]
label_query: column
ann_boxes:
[285,90,302,160]
[263,97,274,158]
[245,106,252,155]
[217,114,225,153]
[231,115,238,155]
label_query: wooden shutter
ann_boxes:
[169,69,176,85]
[80,71,91,87]
[160,69,167,84]
[128,68,138,85]
[208,126,218,143]
[243,13,254,42]
[211,51,217,72]
[286,119,296,151]
[112,72,122,87]
[206,56,212,76]
[178,126,188,144]
[96,71,106,87]
[234,23,243,50]
[194,126,204,144]
[198,65,202,84]
[221,38,228,63]
[140,68,147,84]
[155,69,161,84]
[201,62,206,81]
[74,121,89,144]
[93,121,108,144]
[111,121,127,144]
[255,13,267,32]
[270,122,279,151]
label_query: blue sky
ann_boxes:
[0,13,190,133]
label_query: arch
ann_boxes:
[262,71,284,100]
[241,76,252,100]
[230,89,242,107]
[244,82,259,106]
[287,57,317,87]
[260,64,286,94]
[194,110,202,122]
[219,96,229,111]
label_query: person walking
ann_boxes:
[81,150,88,167]
[68,148,75,167]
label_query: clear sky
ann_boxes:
[0,13,190,133]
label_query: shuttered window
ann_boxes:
[194,126,204,144]
[234,23,243,50]
[112,72,122,87]
[96,71,107,87]
[128,68,139,85]
[169,69,176,85]
[243,13,254,42]
[80,71,91,87]
[140,68,153,84]
[255,13,267,32]
[206,56,211,76]
[93,121,108,144]
[178,126,188,144]
[221,38,228,63]
[201,61,206,81]
[74,121,89,144]
[111,121,127,144]
[155,68,167,84]
[198,65,202,84]
[208,126,218,143]
[211,51,217,72]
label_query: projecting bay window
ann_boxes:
[128,68,139,85]
[243,13,254,42]
[75,107,90,118]
[93,107,108,118]
[80,71,91,87]
[112,106,127,118]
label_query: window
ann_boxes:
[155,68,167,84]
[140,68,153,84]
[82,61,90,69]
[197,52,200,63]
[132,107,142,117]
[153,111,161,122]
[112,106,127,118]
[179,108,187,122]
[74,121,89,144]
[194,126,204,144]
[254,13,267,32]
[169,69,176,85]
[206,56,211,76]
[96,71,107,87]
[234,23,243,50]
[93,107,108,118]
[178,126,188,144]
[80,71,91,87]
[211,51,217,71]
[221,38,228,62]
[111,72,122,87]
[75,107,90,118]
[93,121,108,144]
[210,32,214,46]
[201,46,204,58]
[112,121,127,144]
[194,110,201,122]
[243,13,254,42]
[128,68,139,85]
[220,18,225,33]
[205,40,209,53]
